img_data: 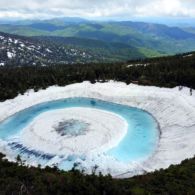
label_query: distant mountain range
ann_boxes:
[1,17,195,65]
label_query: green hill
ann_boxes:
[1,18,195,58]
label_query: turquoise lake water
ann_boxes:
[0,97,159,166]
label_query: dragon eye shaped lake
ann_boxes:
[0,97,159,172]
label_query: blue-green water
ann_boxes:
[0,97,159,164]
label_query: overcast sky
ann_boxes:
[0,0,195,20]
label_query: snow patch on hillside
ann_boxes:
[7,51,16,59]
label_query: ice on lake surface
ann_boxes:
[0,97,159,172]
[54,119,89,137]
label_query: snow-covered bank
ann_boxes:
[0,81,195,178]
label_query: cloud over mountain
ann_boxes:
[0,0,195,19]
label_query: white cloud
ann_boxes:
[135,0,194,17]
[0,0,195,19]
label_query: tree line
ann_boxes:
[0,52,195,101]
[0,153,194,194]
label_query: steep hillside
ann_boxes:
[0,32,144,66]
[0,32,99,66]
[34,36,145,60]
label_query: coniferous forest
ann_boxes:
[0,153,195,195]
[0,52,195,194]
[0,52,195,102]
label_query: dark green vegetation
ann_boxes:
[1,18,195,58]
[0,153,195,194]
[35,36,144,61]
[0,51,195,101]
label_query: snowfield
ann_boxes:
[0,81,195,178]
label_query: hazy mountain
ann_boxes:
[131,17,195,28]
[114,21,195,39]
[28,23,65,32]
[0,17,88,25]
[1,18,195,57]
[44,17,89,25]
[183,27,195,35]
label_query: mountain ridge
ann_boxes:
[0,31,145,66]
[1,18,195,57]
